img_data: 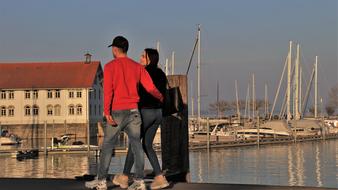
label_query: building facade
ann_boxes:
[0,58,103,138]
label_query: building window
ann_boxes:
[33,90,38,99]
[1,91,6,99]
[99,105,101,115]
[25,91,31,99]
[54,105,61,116]
[76,90,82,98]
[76,104,82,115]
[94,105,97,115]
[47,90,53,98]
[8,106,14,117]
[94,89,96,99]
[33,105,39,116]
[0,106,6,116]
[24,106,31,116]
[47,105,53,116]
[89,105,92,115]
[8,91,14,99]
[69,105,75,115]
[69,91,74,98]
[55,90,60,98]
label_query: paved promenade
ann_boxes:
[0,178,336,190]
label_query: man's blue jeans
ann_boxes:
[123,108,162,176]
[97,109,144,180]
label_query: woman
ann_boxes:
[113,48,169,190]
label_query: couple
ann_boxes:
[85,36,169,190]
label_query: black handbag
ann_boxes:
[162,85,184,116]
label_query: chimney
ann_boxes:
[84,53,92,64]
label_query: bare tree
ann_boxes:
[209,100,230,117]
[239,100,246,111]
[309,106,315,116]
[309,105,321,116]
[230,99,247,116]
[325,105,335,118]
[255,99,265,113]
[328,84,338,107]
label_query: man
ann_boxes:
[85,36,163,190]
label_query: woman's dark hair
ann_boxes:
[144,48,159,67]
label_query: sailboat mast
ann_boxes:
[156,41,161,68]
[165,58,169,75]
[295,44,300,120]
[265,83,268,118]
[287,41,292,122]
[252,74,255,120]
[171,51,175,75]
[248,82,251,119]
[299,66,302,116]
[315,56,318,118]
[156,41,160,53]
[269,56,288,120]
[217,81,219,118]
[197,24,201,129]
[235,80,240,123]
[302,65,315,117]
[245,83,249,120]
[191,81,194,117]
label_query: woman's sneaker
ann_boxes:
[112,174,129,188]
[127,180,146,190]
[85,177,107,190]
[150,175,169,190]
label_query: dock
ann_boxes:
[0,178,336,190]
[189,133,338,150]
[1,134,337,156]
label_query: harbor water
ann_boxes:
[0,139,337,188]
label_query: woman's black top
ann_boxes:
[138,65,167,109]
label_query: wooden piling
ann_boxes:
[161,75,189,182]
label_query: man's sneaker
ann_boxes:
[112,174,129,188]
[85,177,107,190]
[150,175,169,189]
[127,180,146,190]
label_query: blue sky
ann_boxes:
[0,0,337,115]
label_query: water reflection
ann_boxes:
[189,140,337,188]
[315,144,322,187]
[0,140,336,188]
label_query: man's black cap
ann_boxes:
[108,36,129,52]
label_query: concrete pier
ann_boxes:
[0,178,336,190]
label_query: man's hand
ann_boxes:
[159,94,164,103]
[105,115,118,127]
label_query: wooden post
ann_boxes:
[257,116,260,148]
[52,120,55,150]
[44,121,47,155]
[207,117,210,150]
[87,120,90,153]
[161,75,189,182]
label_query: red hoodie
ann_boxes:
[104,57,163,115]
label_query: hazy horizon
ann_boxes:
[0,0,337,115]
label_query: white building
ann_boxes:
[0,56,103,138]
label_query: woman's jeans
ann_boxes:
[123,108,162,176]
[97,109,144,180]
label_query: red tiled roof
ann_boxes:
[0,61,102,89]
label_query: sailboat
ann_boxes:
[0,130,21,145]
[266,41,328,136]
